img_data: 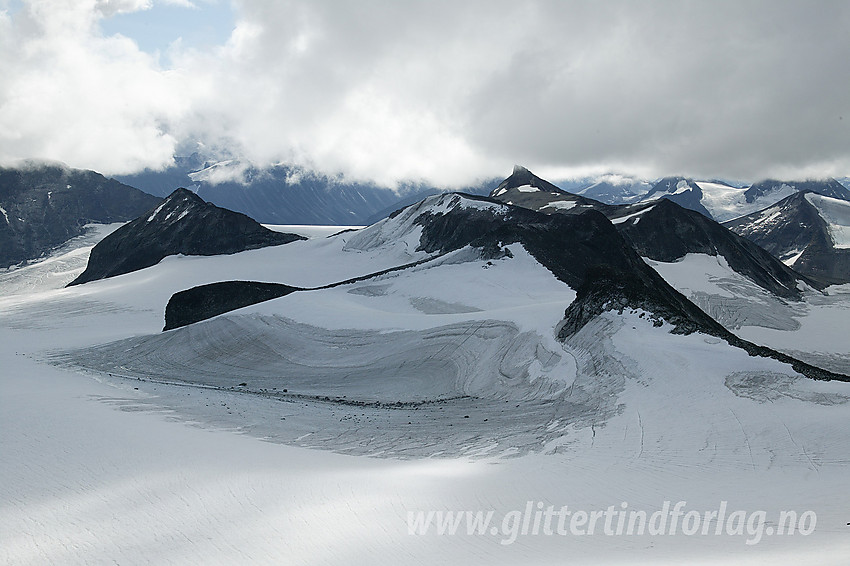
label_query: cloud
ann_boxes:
[1,1,849,185]
[0,0,193,174]
[95,1,153,18]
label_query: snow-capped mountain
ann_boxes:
[488,165,611,214]
[743,178,850,206]
[575,175,652,204]
[0,161,161,268]
[639,176,850,222]
[639,177,714,218]
[119,188,840,382]
[175,190,716,334]
[69,188,304,286]
[724,191,850,285]
[488,167,813,300]
[614,198,814,298]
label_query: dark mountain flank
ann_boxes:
[69,188,304,286]
[0,162,162,267]
[485,167,814,298]
[640,176,712,218]
[615,198,817,297]
[724,191,850,286]
[488,165,612,215]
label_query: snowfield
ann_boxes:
[805,193,850,249]
[2,215,850,564]
[696,181,798,222]
[647,253,850,374]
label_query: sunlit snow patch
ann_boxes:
[806,193,850,248]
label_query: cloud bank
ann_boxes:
[1,0,849,186]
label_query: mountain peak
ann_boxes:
[69,190,304,286]
[144,187,206,225]
[490,165,564,198]
[641,177,711,218]
[167,186,202,200]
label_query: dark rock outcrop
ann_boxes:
[164,281,301,330]
[69,188,304,285]
[0,162,162,267]
[488,165,612,215]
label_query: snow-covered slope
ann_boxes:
[724,191,850,285]
[3,192,850,564]
[806,193,850,249]
[648,253,850,375]
[637,177,850,223]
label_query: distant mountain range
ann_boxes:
[488,166,816,298]
[0,162,161,268]
[575,176,652,204]
[114,156,492,226]
[4,159,849,291]
[637,176,850,222]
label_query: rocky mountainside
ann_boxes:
[0,162,162,268]
[488,165,612,215]
[158,190,844,381]
[743,178,850,206]
[724,191,850,285]
[163,190,729,339]
[613,198,816,297]
[639,177,713,218]
[637,176,850,222]
[408,194,729,337]
[488,167,814,298]
[69,188,304,285]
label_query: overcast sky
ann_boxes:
[1,0,848,187]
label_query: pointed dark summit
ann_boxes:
[68,188,305,286]
[490,164,565,197]
[489,165,610,214]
